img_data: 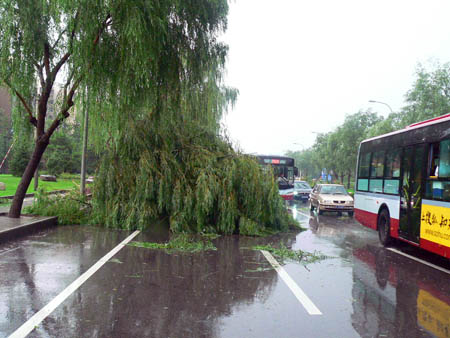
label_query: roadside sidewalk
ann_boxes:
[0,197,57,243]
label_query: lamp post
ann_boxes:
[293,142,305,150]
[368,100,394,115]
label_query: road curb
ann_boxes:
[0,213,58,244]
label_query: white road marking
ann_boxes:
[8,230,141,338]
[0,247,20,257]
[260,250,322,315]
[387,247,450,275]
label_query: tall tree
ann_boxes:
[400,62,450,126]
[335,111,381,187]
[0,0,230,217]
[286,148,318,179]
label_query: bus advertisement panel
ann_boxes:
[354,113,450,259]
[256,155,296,201]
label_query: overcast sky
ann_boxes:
[221,0,450,155]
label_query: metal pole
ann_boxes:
[33,90,39,191]
[368,100,394,114]
[80,106,89,195]
[0,141,14,171]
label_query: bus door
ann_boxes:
[399,144,426,243]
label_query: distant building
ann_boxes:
[0,87,12,174]
[0,87,11,119]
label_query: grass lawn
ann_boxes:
[0,174,79,197]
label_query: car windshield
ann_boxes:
[320,185,348,195]
[295,182,311,189]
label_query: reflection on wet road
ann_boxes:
[0,202,449,337]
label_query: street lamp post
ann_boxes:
[368,100,394,115]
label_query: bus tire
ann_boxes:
[378,209,392,246]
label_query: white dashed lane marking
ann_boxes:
[260,250,322,315]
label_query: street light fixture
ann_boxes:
[368,100,394,115]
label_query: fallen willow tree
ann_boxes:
[91,118,296,234]
[9,0,296,234]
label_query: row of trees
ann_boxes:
[287,62,450,188]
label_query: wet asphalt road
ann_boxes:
[1,202,450,338]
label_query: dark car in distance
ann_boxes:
[294,180,312,203]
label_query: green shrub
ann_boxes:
[24,188,91,225]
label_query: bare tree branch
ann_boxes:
[51,27,68,50]
[93,14,111,46]
[3,78,37,127]
[44,43,51,77]
[51,52,71,80]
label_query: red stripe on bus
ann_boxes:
[420,238,450,259]
[355,208,400,238]
[390,218,400,238]
[407,113,450,128]
[355,208,377,230]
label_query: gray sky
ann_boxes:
[222,0,450,155]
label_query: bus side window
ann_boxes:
[429,143,439,178]
[357,152,371,191]
[385,149,400,178]
[438,139,450,177]
[358,152,371,177]
[383,149,401,194]
[370,151,384,178]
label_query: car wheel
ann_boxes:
[378,209,392,246]
[318,205,323,215]
[348,211,354,217]
[337,212,342,216]
[310,202,315,211]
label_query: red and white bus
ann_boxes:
[256,155,297,200]
[354,113,450,258]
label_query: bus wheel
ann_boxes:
[378,209,392,246]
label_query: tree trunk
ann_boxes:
[333,172,339,182]
[347,171,351,189]
[8,139,49,218]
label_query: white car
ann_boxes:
[310,184,354,216]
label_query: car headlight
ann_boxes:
[322,200,332,204]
